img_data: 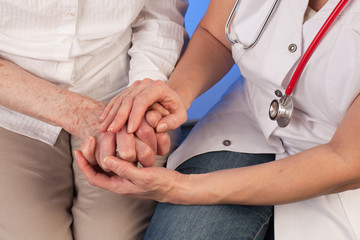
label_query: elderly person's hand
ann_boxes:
[80,109,171,169]
[66,96,169,171]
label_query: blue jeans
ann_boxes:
[145,151,275,240]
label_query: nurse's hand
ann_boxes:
[74,150,185,203]
[99,79,187,134]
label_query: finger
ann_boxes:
[128,80,187,133]
[104,79,153,133]
[99,132,116,171]
[116,127,136,162]
[80,136,97,166]
[145,110,162,128]
[103,156,144,180]
[106,97,134,132]
[100,93,118,122]
[100,97,117,122]
[74,150,113,189]
[99,104,112,123]
[135,137,156,167]
[99,97,124,132]
[156,113,187,133]
[135,117,157,152]
[149,103,170,116]
[99,82,139,131]
[155,132,171,156]
[100,86,134,123]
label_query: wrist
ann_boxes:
[52,91,105,138]
[167,173,207,205]
[167,85,194,111]
[169,172,228,205]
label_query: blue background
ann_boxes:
[184,0,240,120]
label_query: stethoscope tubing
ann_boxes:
[269,0,351,127]
[285,0,350,96]
[225,0,351,127]
[225,0,280,49]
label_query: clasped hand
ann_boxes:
[82,111,170,171]
[74,79,189,202]
[71,95,171,172]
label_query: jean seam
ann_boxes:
[252,213,273,240]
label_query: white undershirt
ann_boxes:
[304,6,317,22]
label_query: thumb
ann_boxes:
[156,113,187,132]
[145,110,162,128]
[103,156,141,180]
[81,136,97,166]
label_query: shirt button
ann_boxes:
[288,44,297,53]
[223,140,231,146]
[61,37,71,45]
[66,10,75,17]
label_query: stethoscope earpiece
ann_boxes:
[269,90,293,128]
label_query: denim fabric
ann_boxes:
[145,151,275,240]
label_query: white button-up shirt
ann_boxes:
[168,0,360,239]
[0,0,187,145]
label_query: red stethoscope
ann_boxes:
[226,0,350,127]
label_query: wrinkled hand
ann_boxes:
[74,150,184,203]
[66,97,170,170]
[99,78,187,134]
[65,98,115,170]
[81,110,171,168]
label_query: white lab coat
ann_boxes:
[168,0,360,239]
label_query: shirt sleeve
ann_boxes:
[128,0,189,85]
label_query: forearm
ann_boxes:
[0,59,99,136]
[174,144,360,206]
[168,26,234,110]
[167,0,235,110]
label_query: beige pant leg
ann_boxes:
[71,136,157,240]
[0,127,73,240]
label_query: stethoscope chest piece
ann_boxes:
[269,90,293,128]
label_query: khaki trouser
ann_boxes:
[0,127,160,240]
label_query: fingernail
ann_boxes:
[107,123,115,132]
[103,157,116,169]
[157,123,168,132]
[85,136,93,147]
[127,123,134,133]
[73,150,80,158]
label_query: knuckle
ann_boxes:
[114,164,128,178]
[158,132,170,142]
[140,146,153,159]
[87,178,96,186]
[137,145,154,161]
[135,93,147,103]
[143,78,152,84]
[133,80,142,86]
[119,150,136,161]
[141,171,153,185]
[137,125,152,138]
[154,79,165,85]
[122,96,137,108]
